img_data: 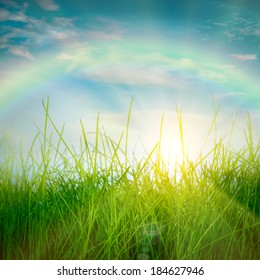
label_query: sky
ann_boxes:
[0,0,259,167]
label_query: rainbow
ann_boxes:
[1,39,259,116]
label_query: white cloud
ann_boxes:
[81,65,187,89]
[213,91,246,100]
[229,54,257,61]
[224,31,237,41]
[53,17,74,28]
[9,46,35,60]
[84,16,125,41]
[0,12,125,60]
[0,33,10,49]
[0,0,27,9]
[214,22,228,27]
[1,15,79,52]
[217,11,260,42]
[0,9,27,22]
[35,0,59,11]
[198,69,227,82]
[255,29,260,36]
[48,29,77,41]
[85,31,123,41]
[56,46,91,71]
[97,16,126,34]
[136,52,198,70]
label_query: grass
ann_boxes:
[0,99,259,260]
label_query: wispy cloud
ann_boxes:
[0,0,28,9]
[0,8,28,22]
[53,17,74,28]
[81,65,187,89]
[9,46,35,60]
[212,5,260,42]
[224,30,237,41]
[85,31,123,41]
[1,13,125,60]
[198,69,227,82]
[35,0,59,11]
[97,16,126,34]
[224,17,260,40]
[213,91,246,100]
[229,54,257,61]
[56,46,91,71]
[85,16,125,41]
[47,29,78,41]
[135,53,198,70]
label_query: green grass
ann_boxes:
[0,99,259,259]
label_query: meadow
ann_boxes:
[0,100,259,260]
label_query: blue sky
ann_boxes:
[0,0,259,165]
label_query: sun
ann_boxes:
[159,136,184,169]
[132,111,186,171]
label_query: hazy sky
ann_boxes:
[0,0,259,165]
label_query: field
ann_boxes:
[0,100,259,260]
